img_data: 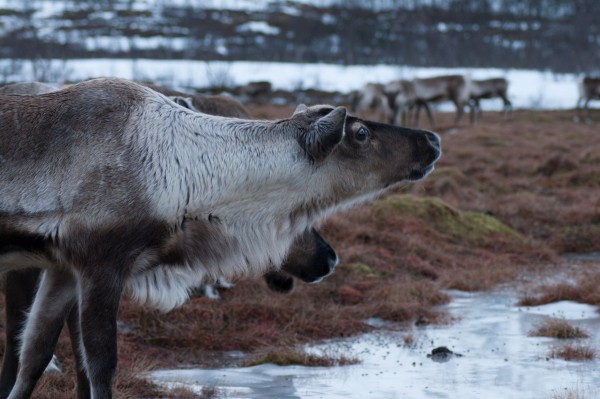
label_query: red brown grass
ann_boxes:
[528,319,589,339]
[517,271,600,307]
[241,348,359,367]
[548,388,586,399]
[550,343,596,361]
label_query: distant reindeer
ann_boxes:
[0,82,58,95]
[469,78,512,122]
[0,78,440,398]
[575,76,600,123]
[236,81,272,102]
[142,82,250,118]
[386,75,470,128]
[384,79,430,127]
[351,83,391,122]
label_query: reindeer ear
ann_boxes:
[293,103,308,115]
[171,96,194,110]
[302,106,346,162]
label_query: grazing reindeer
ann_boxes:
[0,84,338,399]
[384,79,430,127]
[0,78,440,398]
[387,75,470,128]
[351,83,391,122]
[576,76,600,122]
[469,78,512,122]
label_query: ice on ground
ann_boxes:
[516,300,599,320]
[150,290,600,399]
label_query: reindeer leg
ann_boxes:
[0,270,40,399]
[78,267,123,399]
[409,105,418,127]
[414,103,422,127]
[452,98,464,126]
[583,98,592,123]
[573,97,583,123]
[66,306,90,399]
[500,94,512,118]
[469,100,477,125]
[8,270,76,399]
[422,101,435,128]
[390,104,398,125]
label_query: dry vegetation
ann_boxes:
[548,388,587,399]
[517,271,600,307]
[528,319,589,339]
[2,107,600,397]
[550,343,597,361]
[241,349,359,367]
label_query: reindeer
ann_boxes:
[0,78,440,398]
[351,83,391,122]
[575,76,600,123]
[387,75,470,128]
[0,226,337,399]
[142,82,250,118]
[0,84,338,399]
[168,93,335,299]
[0,82,59,95]
[384,79,430,127]
[469,78,512,123]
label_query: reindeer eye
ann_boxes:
[356,127,369,142]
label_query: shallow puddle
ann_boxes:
[150,290,600,399]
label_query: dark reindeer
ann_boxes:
[0,78,440,398]
[575,76,600,123]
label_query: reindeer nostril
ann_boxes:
[424,131,441,149]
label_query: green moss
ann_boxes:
[376,195,522,243]
[344,262,381,277]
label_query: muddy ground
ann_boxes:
[2,107,600,398]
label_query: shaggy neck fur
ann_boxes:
[124,98,344,311]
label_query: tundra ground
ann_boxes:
[1,108,599,398]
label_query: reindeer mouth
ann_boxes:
[407,131,441,181]
[407,164,435,181]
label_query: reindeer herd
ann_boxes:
[352,74,512,127]
[353,74,600,127]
